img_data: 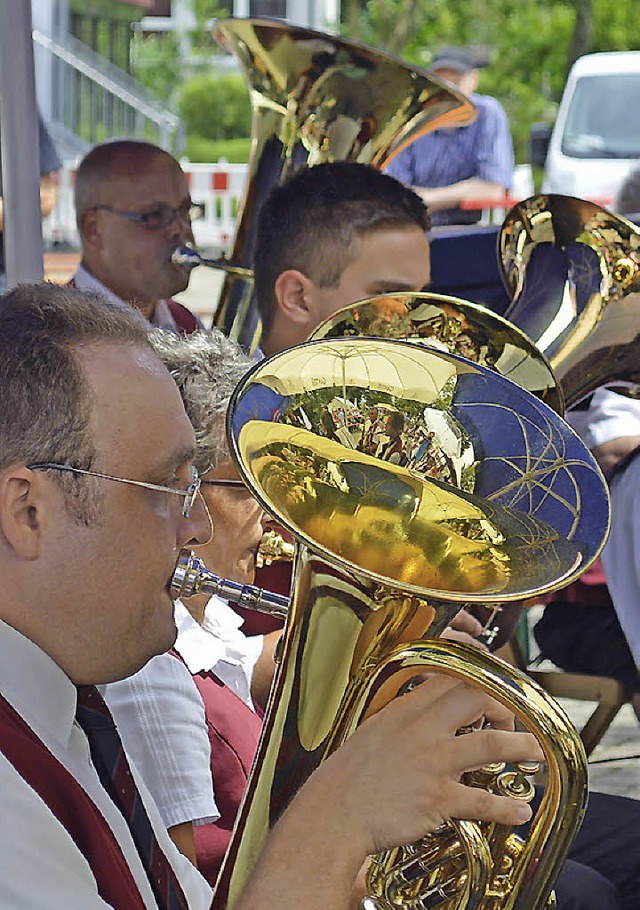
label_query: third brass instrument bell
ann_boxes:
[308,288,565,414]
[499,193,640,408]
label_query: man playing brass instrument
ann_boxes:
[105,328,278,884]
[0,281,548,909]
[248,162,640,908]
[103,327,497,887]
[72,139,205,334]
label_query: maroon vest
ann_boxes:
[0,693,148,909]
[166,299,201,335]
[190,671,262,887]
[237,559,289,636]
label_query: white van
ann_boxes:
[535,51,640,206]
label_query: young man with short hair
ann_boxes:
[254,161,432,357]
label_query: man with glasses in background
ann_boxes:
[71,139,205,333]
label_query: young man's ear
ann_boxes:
[0,468,45,560]
[273,270,314,326]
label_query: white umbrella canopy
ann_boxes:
[255,338,473,404]
[0,0,45,287]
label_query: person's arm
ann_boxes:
[412,98,515,214]
[36,113,61,224]
[413,177,507,213]
[38,171,59,220]
[0,171,58,233]
[104,653,218,863]
[234,674,542,910]
[250,630,280,709]
[168,820,198,867]
[591,435,640,476]
[0,113,62,231]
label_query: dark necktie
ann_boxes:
[75,684,190,910]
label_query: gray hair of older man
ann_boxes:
[147,328,254,474]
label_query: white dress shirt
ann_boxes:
[0,618,212,909]
[566,388,640,449]
[105,650,218,830]
[104,598,263,831]
[566,388,640,667]
[174,597,263,710]
[602,455,640,666]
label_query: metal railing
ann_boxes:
[33,28,184,153]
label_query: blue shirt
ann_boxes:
[385,93,515,226]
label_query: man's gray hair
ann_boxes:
[148,329,253,474]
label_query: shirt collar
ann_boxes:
[73,264,179,332]
[0,618,79,750]
[173,598,247,674]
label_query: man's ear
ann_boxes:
[78,208,104,251]
[273,270,314,326]
[0,468,45,560]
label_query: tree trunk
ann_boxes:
[383,0,422,56]
[567,0,594,73]
[344,0,362,43]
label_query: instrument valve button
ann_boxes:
[496,770,536,801]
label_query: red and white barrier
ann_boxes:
[180,160,247,251]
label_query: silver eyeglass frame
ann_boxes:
[28,462,202,518]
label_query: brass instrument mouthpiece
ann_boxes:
[171,549,289,618]
[171,243,202,270]
[171,243,254,278]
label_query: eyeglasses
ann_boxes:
[92,201,205,231]
[200,478,247,489]
[28,462,202,518]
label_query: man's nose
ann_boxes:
[168,211,194,244]
[181,492,213,548]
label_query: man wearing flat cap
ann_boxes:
[385,46,514,226]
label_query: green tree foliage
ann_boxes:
[343,0,640,163]
[131,1,247,158]
[131,32,183,103]
[131,0,640,164]
[177,73,252,142]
